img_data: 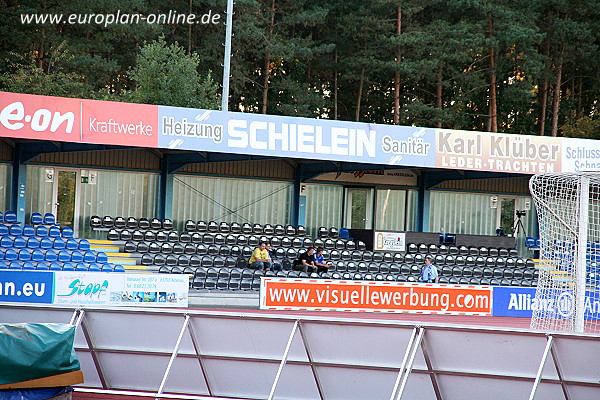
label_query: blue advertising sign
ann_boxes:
[0,271,54,304]
[492,286,600,320]
[157,106,436,168]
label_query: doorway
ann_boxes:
[344,188,374,229]
[497,197,517,236]
[52,169,80,233]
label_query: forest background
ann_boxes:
[1,0,598,138]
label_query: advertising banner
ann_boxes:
[0,271,54,304]
[53,272,188,307]
[157,105,436,168]
[0,92,158,148]
[260,278,492,315]
[492,286,600,320]
[373,231,406,252]
[435,129,562,174]
[561,137,600,172]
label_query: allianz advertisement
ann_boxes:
[157,106,436,168]
[0,271,188,307]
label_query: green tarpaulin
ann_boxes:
[0,323,80,385]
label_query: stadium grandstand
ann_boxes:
[1,91,599,399]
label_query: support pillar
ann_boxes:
[158,155,174,221]
[11,145,27,222]
[416,172,430,232]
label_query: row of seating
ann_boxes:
[187,267,538,291]
[0,224,74,238]
[29,212,58,225]
[0,260,124,272]
[1,236,91,250]
[0,248,108,263]
[115,231,365,250]
[406,243,519,258]
[183,221,308,236]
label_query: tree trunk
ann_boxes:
[356,66,365,122]
[550,56,563,137]
[393,6,402,125]
[486,14,497,133]
[577,78,583,118]
[436,65,443,128]
[334,50,338,120]
[538,79,548,136]
[261,0,276,114]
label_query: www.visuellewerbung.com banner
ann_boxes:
[3,91,600,174]
[260,278,600,319]
[260,278,493,315]
[0,270,189,307]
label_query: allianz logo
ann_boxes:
[0,101,75,133]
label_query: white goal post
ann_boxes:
[529,172,600,334]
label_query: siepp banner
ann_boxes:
[0,270,54,304]
[157,106,436,168]
[492,286,600,320]
[53,271,189,307]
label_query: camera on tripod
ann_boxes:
[516,210,526,218]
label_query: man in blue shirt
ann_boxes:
[419,256,438,283]
[313,247,332,273]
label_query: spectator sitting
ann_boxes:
[266,243,283,271]
[313,247,332,273]
[293,247,316,273]
[248,241,271,272]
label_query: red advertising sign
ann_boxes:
[0,92,158,148]
[260,278,493,315]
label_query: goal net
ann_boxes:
[529,172,600,334]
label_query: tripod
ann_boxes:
[513,213,527,238]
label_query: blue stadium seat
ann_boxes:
[88,263,101,272]
[36,225,48,237]
[100,264,113,272]
[13,237,27,248]
[83,251,96,263]
[75,263,88,271]
[35,262,49,270]
[0,224,7,236]
[0,249,4,260]
[9,225,22,236]
[30,212,43,225]
[525,237,536,248]
[48,226,61,238]
[39,237,53,249]
[62,263,75,271]
[18,249,31,261]
[112,264,125,273]
[71,251,84,263]
[57,250,71,262]
[0,237,12,248]
[27,237,40,249]
[31,250,45,262]
[61,227,74,238]
[22,262,35,270]
[22,225,35,236]
[43,213,57,225]
[4,211,17,224]
[49,262,62,271]
[0,212,4,223]
[0,261,7,269]
[96,252,108,263]
[9,261,21,269]
[78,239,91,251]
[53,238,66,249]
[44,250,58,262]
[4,249,17,261]
[66,239,79,250]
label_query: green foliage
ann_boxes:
[562,116,600,139]
[129,36,219,109]
[0,0,597,137]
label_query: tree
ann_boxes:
[129,36,220,109]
